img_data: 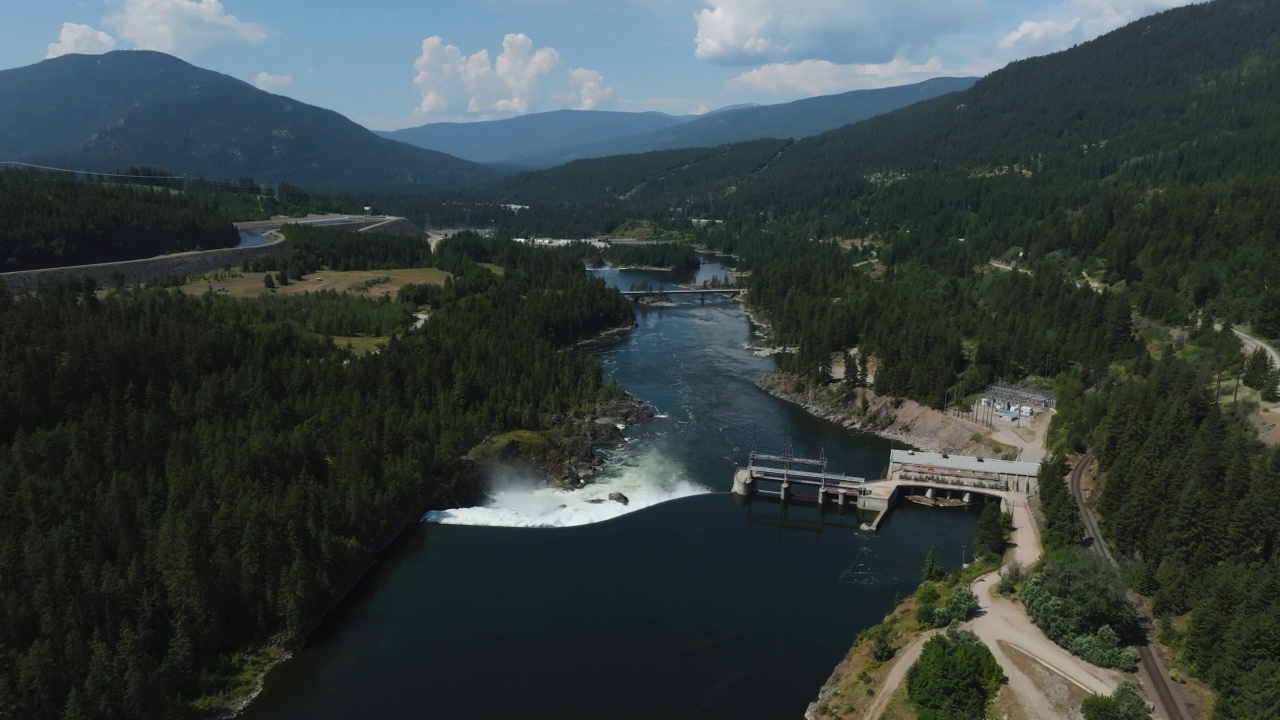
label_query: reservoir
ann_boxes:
[240,256,980,719]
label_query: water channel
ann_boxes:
[240,256,981,719]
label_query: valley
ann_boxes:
[3,1,1280,718]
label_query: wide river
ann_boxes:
[241,256,980,719]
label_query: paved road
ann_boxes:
[233,214,386,231]
[1214,323,1279,414]
[1232,326,1280,372]
[1071,455,1190,720]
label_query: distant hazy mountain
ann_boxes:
[379,110,692,165]
[380,78,974,169]
[0,50,494,192]
[521,77,977,167]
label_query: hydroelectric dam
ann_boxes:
[732,448,1041,531]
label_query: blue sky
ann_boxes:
[1,0,1197,130]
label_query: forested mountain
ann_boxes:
[0,170,238,270]
[0,51,494,192]
[518,77,977,167]
[479,139,793,206]
[0,226,635,718]
[478,0,1280,330]
[382,78,973,168]
[379,110,692,165]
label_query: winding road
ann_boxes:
[1231,326,1280,373]
[856,495,1125,720]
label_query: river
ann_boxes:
[239,256,981,719]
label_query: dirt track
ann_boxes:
[855,498,1123,720]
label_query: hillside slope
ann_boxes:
[523,76,977,166]
[0,51,494,192]
[480,0,1280,322]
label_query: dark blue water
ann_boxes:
[240,256,980,719]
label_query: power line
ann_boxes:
[0,160,189,181]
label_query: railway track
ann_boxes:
[1069,454,1189,720]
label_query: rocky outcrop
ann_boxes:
[608,492,630,505]
[755,371,1009,458]
[488,395,655,490]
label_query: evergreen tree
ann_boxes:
[974,503,1006,558]
[906,627,1004,719]
[921,546,945,582]
[1242,348,1273,390]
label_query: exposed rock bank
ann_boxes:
[479,395,655,489]
[755,371,1014,459]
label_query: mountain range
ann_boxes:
[377,110,691,166]
[0,51,973,191]
[484,0,1280,220]
[382,77,976,167]
[0,51,494,192]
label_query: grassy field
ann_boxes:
[329,335,388,355]
[463,430,550,461]
[181,268,452,299]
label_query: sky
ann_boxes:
[1,0,1199,131]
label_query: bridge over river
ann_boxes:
[619,288,744,302]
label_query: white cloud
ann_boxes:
[46,23,118,59]
[727,56,946,96]
[105,0,267,59]
[254,72,293,92]
[568,68,613,110]
[997,0,1194,54]
[998,18,1081,51]
[694,0,984,66]
[411,34,613,119]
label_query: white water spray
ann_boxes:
[423,447,708,528]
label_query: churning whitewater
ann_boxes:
[423,446,708,527]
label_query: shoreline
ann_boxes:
[742,303,1009,457]
[213,323,651,718]
[754,372,1030,460]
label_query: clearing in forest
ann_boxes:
[181,267,452,299]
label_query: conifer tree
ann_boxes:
[921,546,944,582]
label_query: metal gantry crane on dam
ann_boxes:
[731,447,867,509]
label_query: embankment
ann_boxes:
[755,371,1011,458]
[1,238,288,293]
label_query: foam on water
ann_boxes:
[422,447,708,528]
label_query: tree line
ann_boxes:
[0,170,237,271]
[1048,346,1280,718]
[0,226,635,718]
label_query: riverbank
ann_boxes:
[205,392,654,717]
[473,394,656,489]
[755,371,1019,458]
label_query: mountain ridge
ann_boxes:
[0,50,495,192]
[379,109,692,165]
[522,76,978,167]
[384,77,976,168]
